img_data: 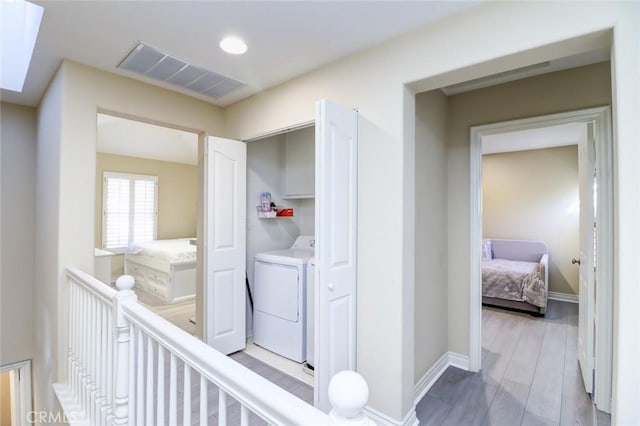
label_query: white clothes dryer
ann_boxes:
[253,236,314,362]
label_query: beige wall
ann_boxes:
[34,1,640,422]
[414,91,449,383]
[35,68,64,415]
[95,153,197,276]
[223,2,640,419]
[483,146,579,295]
[1,103,36,367]
[34,61,225,415]
[95,155,199,244]
[0,372,11,425]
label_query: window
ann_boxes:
[102,172,157,251]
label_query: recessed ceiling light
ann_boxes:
[219,36,248,55]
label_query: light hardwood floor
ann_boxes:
[417,300,611,426]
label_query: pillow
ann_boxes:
[482,239,492,260]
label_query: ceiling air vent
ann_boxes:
[118,42,244,99]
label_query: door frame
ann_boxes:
[469,106,613,411]
[0,360,32,424]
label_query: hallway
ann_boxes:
[417,300,610,425]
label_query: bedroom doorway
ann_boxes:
[469,107,613,412]
[95,112,200,335]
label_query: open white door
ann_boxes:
[314,100,358,412]
[204,136,247,354]
[577,124,595,393]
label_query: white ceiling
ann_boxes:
[482,122,587,155]
[97,114,198,165]
[2,1,481,107]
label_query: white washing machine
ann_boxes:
[253,236,314,362]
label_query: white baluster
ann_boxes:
[169,354,177,426]
[94,301,103,425]
[136,328,145,426]
[218,390,226,426]
[183,364,191,425]
[199,376,207,425]
[128,324,135,424]
[240,405,248,426]
[89,295,97,423]
[146,336,155,425]
[69,282,77,397]
[113,275,136,425]
[328,371,374,425]
[157,345,165,426]
[81,287,88,415]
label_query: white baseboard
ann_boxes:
[448,352,470,370]
[414,352,470,405]
[365,351,470,425]
[548,291,579,303]
[365,405,418,426]
[414,352,449,403]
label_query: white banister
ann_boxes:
[113,275,136,425]
[328,371,376,425]
[55,270,374,425]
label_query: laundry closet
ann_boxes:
[245,125,316,384]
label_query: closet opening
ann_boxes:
[240,124,316,393]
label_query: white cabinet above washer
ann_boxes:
[283,126,315,199]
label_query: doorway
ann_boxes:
[95,112,200,334]
[242,124,316,388]
[469,107,613,412]
[0,360,32,425]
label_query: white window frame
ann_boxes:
[102,171,158,252]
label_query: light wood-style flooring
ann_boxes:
[417,300,611,426]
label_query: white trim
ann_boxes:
[469,106,614,414]
[548,291,579,303]
[593,107,614,414]
[469,120,483,373]
[414,352,449,403]
[413,352,470,405]
[53,383,89,425]
[242,120,315,142]
[448,352,470,370]
[0,360,32,425]
[364,405,418,426]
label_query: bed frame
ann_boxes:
[482,238,549,315]
[125,253,195,304]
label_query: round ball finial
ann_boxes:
[116,275,135,291]
[328,371,369,418]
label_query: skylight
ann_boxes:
[1,0,44,92]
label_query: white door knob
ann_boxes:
[328,283,335,291]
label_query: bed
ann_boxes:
[124,238,196,304]
[482,238,549,315]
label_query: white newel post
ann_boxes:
[113,275,137,425]
[328,371,375,425]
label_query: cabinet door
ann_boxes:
[283,126,315,198]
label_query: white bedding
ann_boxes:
[482,258,540,303]
[126,238,196,264]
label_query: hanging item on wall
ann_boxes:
[275,208,294,217]
[259,192,272,212]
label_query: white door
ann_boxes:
[314,100,358,411]
[205,136,247,354]
[577,124,595,393]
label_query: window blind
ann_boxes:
[103,172,157,250]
